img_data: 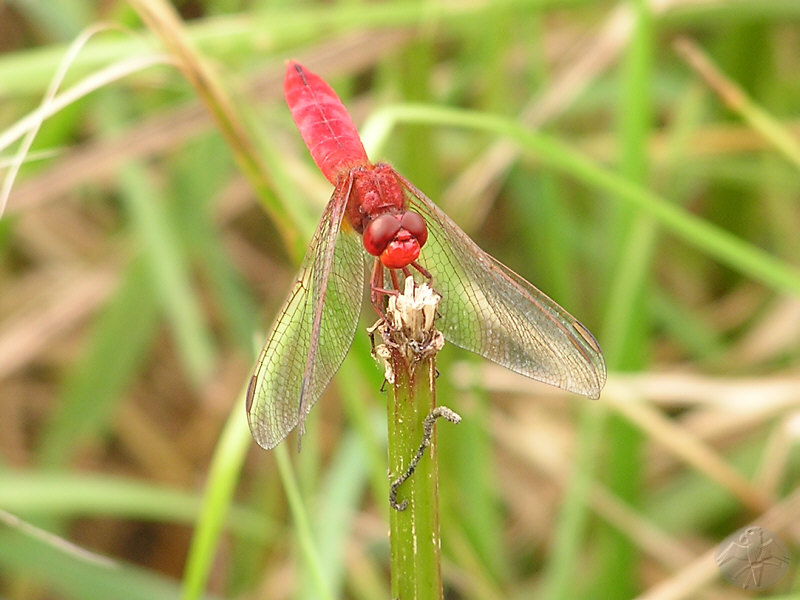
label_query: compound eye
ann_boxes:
[363,214,401,256]
[400,211,428,247]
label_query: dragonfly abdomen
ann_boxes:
[284,61,369,184]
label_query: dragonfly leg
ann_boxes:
[410,260,433,284]
[370,259,398,315]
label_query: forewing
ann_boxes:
[247,176,365,449]
[396,173,606,399]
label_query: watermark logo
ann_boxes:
[715,526,790,590]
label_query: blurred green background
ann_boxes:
[1,0,799,598]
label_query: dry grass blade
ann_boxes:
[0,266,119,381]
[604,388,771,512]
[2,1,799,598]
[128,0,299,248]
[637,486,800,600]
[675,36,800,170]
[0,23,170,218]
[442,2,631,227]
[494,409,697,571]
[441,0,694,229]
[128,0,251,153]
[5,29,411,216]
[0,508,118,569]
[464,365,800,413]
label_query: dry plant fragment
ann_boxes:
[389,406,461,511]
[371,276,444,384]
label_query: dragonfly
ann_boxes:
[246,61,606,450]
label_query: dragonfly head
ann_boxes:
[363,211,428,269]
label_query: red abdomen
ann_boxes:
[283,61,369,184]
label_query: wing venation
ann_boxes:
[396,172,606,398]
[246,176,365,449]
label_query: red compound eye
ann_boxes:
[363,214,401,256]
[400,211,427,248]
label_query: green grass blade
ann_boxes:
[0,472,268,539]
[300,432,369,599]
[275,443,334,600]
[180,386,254,600]
[541,402,606,599]
[116,160,217,383]
[0,527,218,600]
[591,3,654,596]
[171,137,258,349]
[366,104,800,297]
[37,257,158,466]
[8,0,91,40]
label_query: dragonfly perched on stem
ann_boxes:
[246,61,607,450]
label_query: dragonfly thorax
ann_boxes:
[347,165,407,231]
[363,211,428,269]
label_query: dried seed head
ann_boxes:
[372,277,444,381]
[387,277,441,341]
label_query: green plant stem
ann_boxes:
[387,353,441,599]
[377,282,447,600]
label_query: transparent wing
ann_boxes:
[396,172,606,398]
[246,176,365,449]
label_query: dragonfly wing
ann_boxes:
[247,175,365,449]
[397,173,606,399]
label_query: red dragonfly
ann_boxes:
[246,61,606,450]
